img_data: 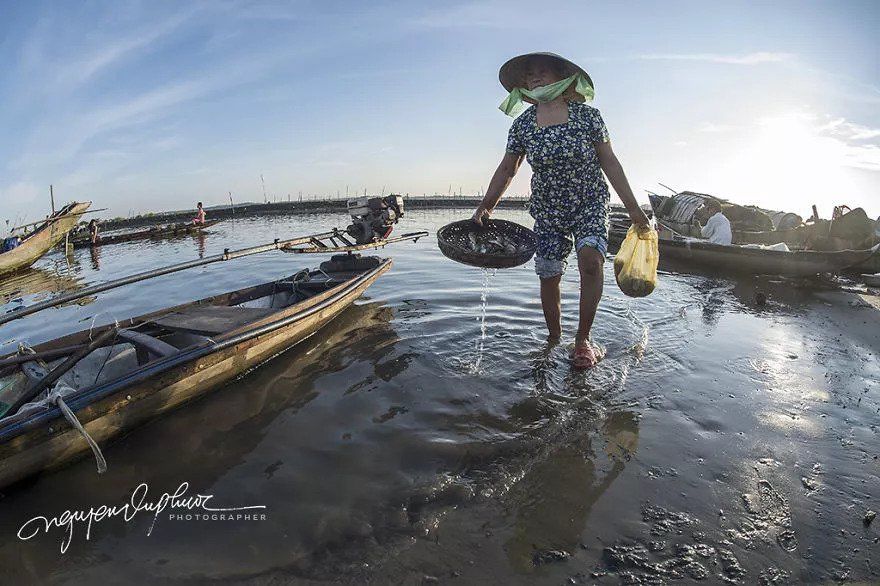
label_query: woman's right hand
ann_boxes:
[472,206,490,226]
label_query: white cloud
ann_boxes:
[56,10,198,87]
[817,118,880,141]
[698,123,737,133]
[751,110,880,172]
[637,52,793,65]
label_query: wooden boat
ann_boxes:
[72,219,220,249]
[0,253,390,488]
[0,202,91,276]
[608,230,879,277]
[733,226,811,247]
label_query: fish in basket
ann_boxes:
[437,219,537,269]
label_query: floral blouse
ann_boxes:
[506,101,611,232]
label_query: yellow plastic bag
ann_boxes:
[613,226,659,298]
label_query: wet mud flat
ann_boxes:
[0,210,877,584]
[321,290,878,586]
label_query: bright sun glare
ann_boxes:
[722,111,860,217]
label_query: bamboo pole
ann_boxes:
[283,231,427,254]
[0,344,87,370]
[11,208,108,232]
[0,231,339,327]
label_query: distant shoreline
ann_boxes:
[96,197,533,230]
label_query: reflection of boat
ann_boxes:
[72,219,220,248]
[0,202,91,276]
[609,230,879,277]
[0,253,391,489]
[0,266,83,305]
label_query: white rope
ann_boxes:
[17,342,108,474]
[87,313,120,341]
[48,383,107,474]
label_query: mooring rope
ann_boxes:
[49,383,107,474]
[17,343,108,474]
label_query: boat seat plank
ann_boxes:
[149,305,276,336]
[117,330,178,363]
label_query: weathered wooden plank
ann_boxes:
[150,305,276,336]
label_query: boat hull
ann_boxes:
[0,202,91,276]
[852,254,880,274]
[733,226,810,247]
[72,219,220,249]
[609,231,877,277]
[0,259,390,488]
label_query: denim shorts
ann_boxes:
[534,218,608,279]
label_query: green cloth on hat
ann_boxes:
[498,73,594,117]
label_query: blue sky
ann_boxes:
[1,0,878,223]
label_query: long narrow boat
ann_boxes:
[72,219,220,249]
[733,226,810,247]
[0,253,390,488]
[0,202,91,276]
[609,230,879,277]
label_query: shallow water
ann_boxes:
[0,209,877,584]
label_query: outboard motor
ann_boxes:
[345,195,404,244]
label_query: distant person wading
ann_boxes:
[472,52,650,369]
[88,219,100,244]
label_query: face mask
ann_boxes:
[498,73,594,117]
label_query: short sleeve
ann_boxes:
[588,107,610,143]
[506,118,525,155]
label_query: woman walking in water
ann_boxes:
[473,52,650,369]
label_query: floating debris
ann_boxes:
[865,510,876,526]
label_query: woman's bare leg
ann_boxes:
[576,246,604,346]
[539,275,562,340]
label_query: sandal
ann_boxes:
[571,342,604,370]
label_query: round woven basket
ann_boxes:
[437,219,537,269]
